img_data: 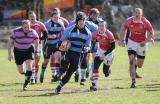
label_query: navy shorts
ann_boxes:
[43,44,58,59]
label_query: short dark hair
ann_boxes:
[51,11,59,17]
[76,11,86,22]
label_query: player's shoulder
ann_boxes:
[141,17,151,24]
[126,16,134,22]
[44,19,51,25]
[59,17,69,23]
[92,31,99,37]
[65,24,75,33]
[30,28,37,34]
[85,26,92,35]
[57,20,65,26]
[36,21,45,26]
[106,29,114,37]
[13,27,22,32]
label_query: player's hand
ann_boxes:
[83,47,90,53]
[100,54,105,60]
[59,40,71,52]
[118,40,125,47]
[8,54,13,62]
[150,38,154,45]
[140,41,146,47]
[34,52,40,58]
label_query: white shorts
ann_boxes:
[95,48,114,66]
[33,44,43,56]
[127,39,148,56]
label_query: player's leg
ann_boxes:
[23,59,33,90]
[74,53,83,82]
[128,50,137,88]
[103,51,114,78]
[14,47,26,74]
[23,46,34,90]
[86,53,91,78]
[90,56,103,91]
[127,39,138,88]
[17,65,25,74]
[51,51,61,82]
[31,44,42,84]
[31,55,40,84]
[135,44,147,78]
[80,53,88,85]
[39,45,50,83]
[55,52,80,94]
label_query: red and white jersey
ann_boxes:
[92,30,115,51]
[31,21,47,38]
[124,16,153,42]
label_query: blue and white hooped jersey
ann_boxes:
[61,25,92,53]
[45,19,65,45]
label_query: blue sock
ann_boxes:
[81,68,86,79]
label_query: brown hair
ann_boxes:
[89,8,100,16]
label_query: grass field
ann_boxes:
[0,44,160,104]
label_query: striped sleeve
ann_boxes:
[10,30,15,40]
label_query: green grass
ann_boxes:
[0,44,160,104]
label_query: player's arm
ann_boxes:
[86,21,98,33]
[146,21,154,44]
[40,30,48,40]
[147,31,154,44]
[33,38,39,53]
[83,32,92,52]
[7,39,14,61]
[119,24,127,46]
[40,22,48,41]
[104,42,115,55]
[32,30,39,53]
[57,26,71,51]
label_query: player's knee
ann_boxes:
[103,65,110,77]
[43,60,49,65]
[129,58,135,65]
[137,64,143,68]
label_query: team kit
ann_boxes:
[7,7,154,94]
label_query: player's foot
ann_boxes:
[74,74,79,82]
[86,72,89,78]
[80,79,86,85]
[130,82,136,88]
[40,72,44,83]
[55,85,62,94]
[136,72,142,78]
[23,81,29,91]
[31,79,35,84]
[54,74,60,82]
[31,77,37,84]
[51,75,60,82]
[90,86,97,91]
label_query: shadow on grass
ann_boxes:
[138,83,160,92]
[112,86,129,89]
[16,88,112,97]
[0,82,22,87]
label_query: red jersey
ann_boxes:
[124,16,153,42]
[30,21,46,38]
[92,30,115,51]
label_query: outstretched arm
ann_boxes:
[119,24,127,47]
[7,39,14,61]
